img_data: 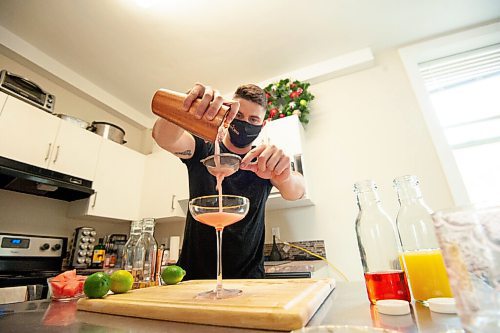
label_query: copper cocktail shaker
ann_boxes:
[151,88,230,142]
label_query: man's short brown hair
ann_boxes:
[234,84,267,109]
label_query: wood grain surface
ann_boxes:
[77,278,335,331]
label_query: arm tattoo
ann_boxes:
[174,150,192,156]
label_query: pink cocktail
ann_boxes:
[189,195,249,299]
[195,211,245,230]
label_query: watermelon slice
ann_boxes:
[48,270,86,300]
[75,275,85,294]
[53,269,77,282]
[49,280,66,298]
[62,280,80,297]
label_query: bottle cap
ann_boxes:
[427,297,457,314]
[376,299,411,315]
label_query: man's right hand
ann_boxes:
[183,83,240,126]
[153,83,240,159]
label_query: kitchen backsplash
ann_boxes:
[264,240,326,261]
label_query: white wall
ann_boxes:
[0,190,129,240]
[155,221,185,247]
[265,48,455,281]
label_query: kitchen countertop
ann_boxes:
[264,260,326,273]
[0,281,463,333]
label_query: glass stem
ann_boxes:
[215,228,224,295]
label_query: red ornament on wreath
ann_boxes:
[290,91,300,99]
[269,108,278,118]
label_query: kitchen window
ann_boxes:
[399,22,500,205]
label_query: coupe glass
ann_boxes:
[189,194,249,299]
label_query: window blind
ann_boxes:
[419,43,500,92]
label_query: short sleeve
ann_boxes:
[180,136,212,166]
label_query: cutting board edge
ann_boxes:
[285,278,336,327]
[77,300,306,331]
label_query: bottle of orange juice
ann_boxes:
[393,175,453,303]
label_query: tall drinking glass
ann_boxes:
[189,194,249,299]
[431,204,500,333]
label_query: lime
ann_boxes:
[161,265,186,285]
[110,270,134,294]
[83,272,111,298]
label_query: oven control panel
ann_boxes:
[0,233,66,257]
[68,227,97,268]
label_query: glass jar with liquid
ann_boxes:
[354,180,411,304]
[394,175,453,302]
[132,218,158,285]
[122,220,143,272]
[141,218,158,284]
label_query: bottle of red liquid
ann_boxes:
[354,180,411,304]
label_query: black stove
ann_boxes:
[0,233,67,300]
[0,271,61,286]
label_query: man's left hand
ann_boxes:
[240,144,291,182]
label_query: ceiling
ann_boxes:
[1,0,499,128]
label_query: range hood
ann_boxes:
[0,156,94,201]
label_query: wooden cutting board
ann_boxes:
[77,278,335,331]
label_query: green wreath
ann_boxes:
[263,78,314,125]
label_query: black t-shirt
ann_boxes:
[177,136,273,280]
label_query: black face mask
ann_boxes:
[228,119,263,148]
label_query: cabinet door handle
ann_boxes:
[44,143,52,161]
[52,145,60,163]
[171,194,176,210]
[92,192,98,208]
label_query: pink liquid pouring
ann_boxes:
[214,125,226,212]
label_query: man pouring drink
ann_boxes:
[152,82,306,283]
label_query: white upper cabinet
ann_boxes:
[0,94,101,180]
[68,139,145,221]
[256,115,305,158]
[141,148,189,221]
[47,119,102,181]
[254,115,314,210]
[0,95,60,168]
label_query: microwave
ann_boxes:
[0,70,55,113]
